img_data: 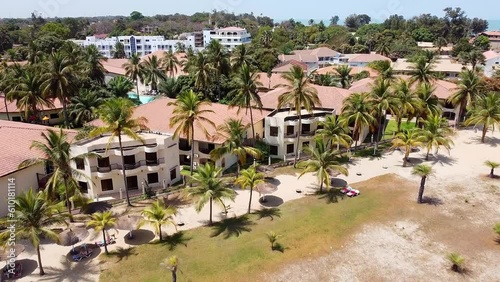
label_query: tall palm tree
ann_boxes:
[484,160,500,178]
[206,40,230,100]
[168,90,215,175]
[231,44,255,71]
[12,67,53,122]
[297,141,349,193]
[210,119,262,174]
[82,45,108,84]
[235,166,265,214]
[141,55,166,91]
[418,113,454,160]
[458,49,485,71]
[391,129,424,167]
[188,52,214,98]
[90,98,148,206]
[410,57,438,85]
[123,54,144,95]
[415,82,441,127]
[228,63,263,141]
[107,76,134,98]
[375,40,391,57]
[185,163,236,225]
[277,65,321,167]
[68,89,106,127]
[368,60,395,81]
[19,129,88,221]
[315,115,352,150]
[392,78,419,132]
[449,70,482,122]
[370,78,397,142]
[465,92,500,143]
[158,77,183,98]
[87,211,117,255]
[334,65,353,89]
[162,50,180,78]
[0,190,68,276]
[138,200,177,241]
[412,164,433,204]
[341,92,376,148]
[41,51,77,128]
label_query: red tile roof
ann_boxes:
[272,60,308,73]
[102,59,128,75]
[0,120,77,177]
[0,96,63,113]
[315,65,378,77]
[348,53,391,63]
[483,50,500,61]
[256,72,290,89]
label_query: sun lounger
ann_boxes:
[72,249,93,261]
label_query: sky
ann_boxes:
[1,0,499,20]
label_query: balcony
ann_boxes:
[91,164,123,173]
[300,131,315,139]
[123,158,166,170]
[301,117,318,124]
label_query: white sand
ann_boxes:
[14,127,500,281]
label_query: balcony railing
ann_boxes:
[284,133,298,138]
[124,158,166,170]
[91,164,122,173]
[300,131,315,137]
[198,147,213,155]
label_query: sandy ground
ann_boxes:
[12,128,500,281]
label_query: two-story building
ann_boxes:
[392,58,467,80]
[278,47,342,71]
[0,96,64,125]
[483,50,500,77]
[344,53,391,67]
[480,31,500,50]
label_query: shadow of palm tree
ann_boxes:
[210,215,254,239]
[472,136,500,147]
[254,208,281,221]
[421,196,444,206]
[37,255,100,282]
[106,247,137,263]
[83,202,112,214]
[160,231,191,251]
[318,189,345,204]
[431,154,457,166]
[162,193,191,207]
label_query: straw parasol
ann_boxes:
[255,182,279,202]
[116,215,142,239]
[58,227,90,247]
[0,244,26,261]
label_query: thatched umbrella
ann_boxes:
[256,165,275,174]
[116,215,142,239]
[255,182,279,202]
[0,244,25,261]
[58,227,90,253]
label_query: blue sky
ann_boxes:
[1,0,499,20]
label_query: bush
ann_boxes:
[494,223,500,236]
[447,252,465,273]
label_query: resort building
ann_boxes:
[344,53,391,67]
[315,65,379,77]
[480,31,500,50]
[0,96,64,125]
[271,60,308,74]
[203,27,252,51]
[392,58,467,79]
[0,121,77,218]
[483,50,500,77]
[278,47,342,70]
[71,132,181,201]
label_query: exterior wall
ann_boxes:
[0,165,45,217]
[484,57,500,77]
[0,109,63,125]
[348,62,368,67]
[203,29,252,51]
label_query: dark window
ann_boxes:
[179,155,190,165]
[270,126,279,137]
[78,181,88,193]
[269,146,278,156]
[124,155,136,165]
[50,113,59,119]
[147,173,159,184]
[126,176,138,190]
[302,124,311,134]
[170,168,177,181]
[98,157,110,168]
[179,139,191,151]
[75,158,85,170]
[12,116,22,121]
[302,142,310,149]
[287,144,294,154]
[145,152,158,165]
[286,126,294,136]
[101,179,113,191]
[317,124,324,130]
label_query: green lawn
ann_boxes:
[383,119,416,140]
[99,175,406,282]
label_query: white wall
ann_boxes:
[484,57,500,77]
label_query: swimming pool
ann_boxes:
[127,93,154,104]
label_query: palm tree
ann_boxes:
[412,164,433,204]
[447,252,465,273]
[418,113,454,160]
[391,129,424,167]
[164,256,179,282]
[107,76,134,98]
[90,98,148,206]
[449,69,482,122]
[82,45,108,84]
[158,77,183,98]
[370,78,397,142]
[188,52,214,98]
[458,49,485,71]
[162,50,180,78]
[334,65,353,89]
[210,119,262,174]
[341,92,376,148]
[0,190,67,276]
[185,163,236,225]
[168,90,215,175]
[138,200,177,241]
[277,65,321,167]
[434,37,447,53]
[231,44,255,70]
[410,57,438,84]
[235,166,265,214]
[87,211,117,255]
[392,78,419,132]
[375,40,391,57]
[12,67,53,122]
[415,82,441,127]
[484,160,500,178]
[266,231,282,250]
[19,129,88,221]
[68,89,105,127]
[123,54,144,95]
[228,63,263,141]
[315,115,352,150]
[206,40,230,100]
[368,60,395,81]
[465,92,500,143]
[141,55,166,91]
[41,50,77,128]
[297,141,349,193]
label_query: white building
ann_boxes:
[71,132,181,201]
[203,27,252,51]
[278,47,343,71]
[483,50,500,77]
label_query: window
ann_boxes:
[286,144,294,154]
[170,168,177,181]
[269,146,278,156]
[124,155,136,166]
[75,158,85,170]
[98,157,110,168]
[101,179,113,191]
[302,124,311,134]
[270,126,279,137]
[12,116,22,121]
[145,152,158,165]
[147,173,159,184]
[286,126,294,136]
[50,113,59,119]
[78,181,88,193]
[302,142,310,149]
[126,176,138,190]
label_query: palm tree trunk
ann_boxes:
[158,223,162,241]
[190,124,195,176]
[118,134,132,206]
[403,150,410,167]
[237,162,241,176]
[397,117,402,132]
[490,168,494,178]
[172,270,177,282]
[3,96,10,121]
[459,100,467,123]
[102,229,109,254]
[319,180,324,193]
[248,187,253,214]
[426,147,431,161]
[294,114,302,168]
[249,106,256,141]
[481,124,487,143]
[62,98,69,128]
[417,176,426,203]
[63,177,74,222]
[36,245,45,275]
[136,79,140,96]
[209,197,213,225]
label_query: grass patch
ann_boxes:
[99,174,408,282]
[383,119,416,140]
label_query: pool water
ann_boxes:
[127,93,154,104]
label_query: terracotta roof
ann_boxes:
[278,47,340,63]
[348,53,391,63]
[256,72,290,89]
[102,59,128,75]
[315,65,378,77]
[0,96,63,113]
[481,31,500,37]
[90,97,271,144]
[272,60,308,73]
[483,50,500,61]
[392,59,466,73]
[0,120,77,177]
[259,85,351,113]
[217,27,246,32]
